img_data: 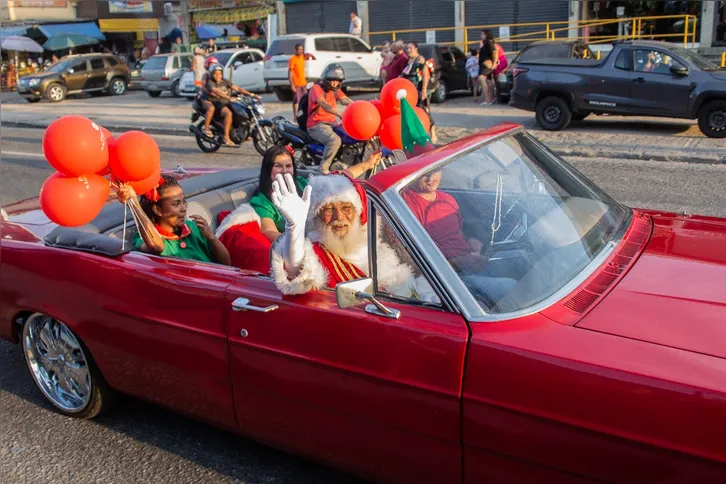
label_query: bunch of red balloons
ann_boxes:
[341,78,431,150]
[39,115,161,227]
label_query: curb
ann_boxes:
[5,120,726,165]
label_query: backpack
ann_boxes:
[295,86,321,129]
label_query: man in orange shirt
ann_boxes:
[307,64,352,174]
[288,44,307,119]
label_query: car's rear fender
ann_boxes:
[534,88,576,112]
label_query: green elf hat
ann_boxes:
[397,89,437,159]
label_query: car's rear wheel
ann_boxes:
[25,97,41,103]
[273,87,293,102]
[147,90,162,98]
[698,100,726,139]
[171,80,181,98]
[431,80,447,104]
[22,313,115,419]
[45,83,66,103]
[109,78,127,96]
[535,96,572,131]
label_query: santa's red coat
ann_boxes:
[216,205,271,274]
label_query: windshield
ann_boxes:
[398,133,630,314]
[143,56,167,69]
[45,60,71,73]
[668,45,719,70]
[208,52,233,67]
[267,39,300,56]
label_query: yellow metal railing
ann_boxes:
[370,14,698,52]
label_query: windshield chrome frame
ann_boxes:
[382,127,633,323]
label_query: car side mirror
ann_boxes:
[336,278,401,319]
[67,68,74,74]
[671,65,688,76]
[234,61,243,68]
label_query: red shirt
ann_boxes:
[403,189,471,260]
[307,84,345,129]
[385,53,408,82]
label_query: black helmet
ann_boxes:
[321,63,345,91]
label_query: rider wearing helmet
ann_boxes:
[306,63,352,174]
[203,62,259,146]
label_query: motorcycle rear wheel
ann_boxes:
[196,132,221,153]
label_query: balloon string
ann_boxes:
[122,201,127,252]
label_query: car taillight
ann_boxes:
[141,75,145,80]
[264,54,272,61]
[304,53,316,61]
[162,76,169,81]
[513,67,529,78]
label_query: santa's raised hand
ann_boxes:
[271,173,312,274]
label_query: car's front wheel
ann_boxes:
[25,97,41,103]
[45,83,66,103]
[147,90,162,98]
[22,313,115,419]
[171,80,181,98]
[431,80,447,104]
[109,78,127,96]
[535,96,572,131]
[698,100,726,139]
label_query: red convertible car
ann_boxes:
[2,123,726,483]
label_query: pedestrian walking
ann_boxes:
[349,12,363,38]
[401,41,437,143]
[382,41,407,84]
[192,47,206,89]
[477,29,499,105]
[466,48,480,102]
[288,43,308,120]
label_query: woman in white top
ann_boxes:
[192,47,206,88]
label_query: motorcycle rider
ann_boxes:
[205,63,259,147]
[199,56,219,138]
[307,64,352,174]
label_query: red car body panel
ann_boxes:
[3,130,726,482]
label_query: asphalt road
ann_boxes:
[2,126,726,483]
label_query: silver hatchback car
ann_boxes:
[140,53,193,98]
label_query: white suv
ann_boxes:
[263,33,382,102]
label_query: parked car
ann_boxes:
[498,40,593,104]
[4,123,726,482]
[140,52,193,98]
[128,59,146,90]
[263,33,382,102]
[17,54,129,103]
[418,43,474,104]
[510,40,726,137]
[179,48,268,100]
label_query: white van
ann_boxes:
[263,33,382,102]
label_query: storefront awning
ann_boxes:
[193,5,274,24]
[99,18,159,33]
[38,22,106,41]
[0,26,29,39]
[195,23,244,39]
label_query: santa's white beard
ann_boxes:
[316,219,368,270]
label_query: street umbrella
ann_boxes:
[1,35,44,53]
[43,34,100,51]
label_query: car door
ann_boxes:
[63,59,89,91]
[230,52,259,90]
[333,36,365,82]
[449,46,469,90]
[224,201,468,483]
[574,48,633,113]
[349,35,380,80]
[247,51,265,90]
[628,48,693,116]
[87,57,107,90]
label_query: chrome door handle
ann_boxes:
[232,297,278,312]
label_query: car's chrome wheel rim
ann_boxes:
[112,80,125,95]
[708,110,725,131]
[48,86,63,101]
[23,314,91,412]
[544,106,561,123]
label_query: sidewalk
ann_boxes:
[2,90,725,164]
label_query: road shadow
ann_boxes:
[0,341,365,483]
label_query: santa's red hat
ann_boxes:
[306,172,368,226]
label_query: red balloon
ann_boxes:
[109,131,160,182]
[342,100,381,141]
[413,106,431,133]
[379,114,402,150]
[99,126,114,144]
[370,99,389,134]
[380,78,418,116]
[40,173,111,227]
[128,162,162,197]
[42,116,109,176]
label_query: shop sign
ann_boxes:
[108,0,153,14]
[8,0,67,7]
[189,0,264,10]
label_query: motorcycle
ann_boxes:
[189,95,278,156]
[272,117,403,171]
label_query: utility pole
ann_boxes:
[179,0,191,46]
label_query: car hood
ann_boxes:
[709,70,726,81]
[20,71,57,81]
[576,211,726,359]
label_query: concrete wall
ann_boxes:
[4,0,77,21]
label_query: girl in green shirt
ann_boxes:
[117,174,231,265]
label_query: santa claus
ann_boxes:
[268,171,431,297]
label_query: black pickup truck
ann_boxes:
[510,40,726,138]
